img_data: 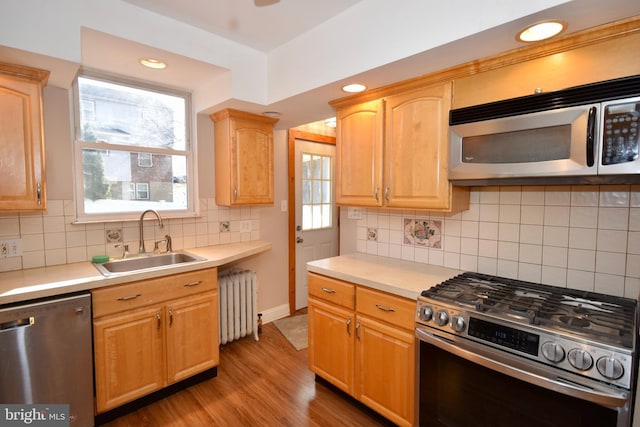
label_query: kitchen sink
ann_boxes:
[93,251,206,276]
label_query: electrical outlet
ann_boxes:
[0,239,22,258]
[240,220,252,233]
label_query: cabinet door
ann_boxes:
[308,298,355,395]
[230,118,274,205]
[94,305,165,413]
[356,316,415,427]
[0,73,46,210]
[166,292,219,384]
[384,83,452,210]
[335,99,384,207]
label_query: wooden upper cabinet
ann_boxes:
[335,99,384,207]
[210,109,278,206]
[334,82,468,212]
[0,63,49,211]
[385,83,466,210]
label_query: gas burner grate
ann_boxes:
[421,271,637,348]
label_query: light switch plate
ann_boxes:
[0,239,22,258]
[347,207,363,220]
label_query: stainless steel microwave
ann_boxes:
[448,76,640,184]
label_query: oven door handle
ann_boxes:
[416,327,630,409]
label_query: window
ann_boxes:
[301,153,332,230]
[135,183,149,200]
[73,72,195,221]
[137,152,153,167]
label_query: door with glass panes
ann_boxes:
[294,139,338,310]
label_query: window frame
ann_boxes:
[72,69,198,223]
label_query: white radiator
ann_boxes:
[218,270,259,344]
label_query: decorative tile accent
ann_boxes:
[105,228,123,243]
[403,218,441,248]
[367,228,377,241]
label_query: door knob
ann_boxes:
[296,225,302,231]
[296,237,304,243]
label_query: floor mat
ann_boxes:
[273,314,308,350]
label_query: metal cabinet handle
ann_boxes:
[116,293,141,301]
[36,182,42,206]
[156,312,161,330]
[375,304,395,312]
[384,186,390,203]
[233,187,238,201]
[346,318,352,336]
[356,320,361,341]
[321,287,336,294]
[169,308,173,327]
[184,280,202,287]
[374,186,379,203]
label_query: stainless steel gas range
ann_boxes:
[415,272,639,427]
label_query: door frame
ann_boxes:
[287,130,336,315]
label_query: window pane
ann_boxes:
[302,180,311,204]
[78,77,186,150]
[302,205,312,230]
[302,154,311,179]
[322,204,331,228]
[322,157,330,179]
[312,181,321,204]
[82,148,188,214]
[312,205,322,229]
[322,181,331,203]
[311,155,321,179]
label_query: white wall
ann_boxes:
[341,186,640,299]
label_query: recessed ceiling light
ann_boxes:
[341,83,367,93]
[516,20,566,42]
[262,111,281,118]
[139,58,167,69]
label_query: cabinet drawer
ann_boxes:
[356,287,415,331]
[92,268,217,318]
[308,273,355,310]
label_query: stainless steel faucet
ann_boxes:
[139,209,164,254]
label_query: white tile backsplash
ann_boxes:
[352,185,640,298]
[0,198,263,273]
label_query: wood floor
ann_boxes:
[101,317,394,427]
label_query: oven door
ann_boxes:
[416,326,632,427]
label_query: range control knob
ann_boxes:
[596,356,624,380]
[451,315,465,332]
[418,306,434,322]
[436,311,449,326]
[567,348,594,371]
[541,342,565,363]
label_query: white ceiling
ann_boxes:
[122,0,364,52]
[2,0,640,128]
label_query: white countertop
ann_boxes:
[0,240,271,305]
[307,253,463,300]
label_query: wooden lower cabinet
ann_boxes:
[308,273,415,427]
[308,298,355,394]
[356,316,415,426]
[92,268,218,414]
[93,305,165,412]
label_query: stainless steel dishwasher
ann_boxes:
[0,292,94,426]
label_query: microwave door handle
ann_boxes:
[586,106,597,167]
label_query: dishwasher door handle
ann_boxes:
[0,316,35,331]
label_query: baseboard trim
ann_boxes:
[259,303,290,324]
